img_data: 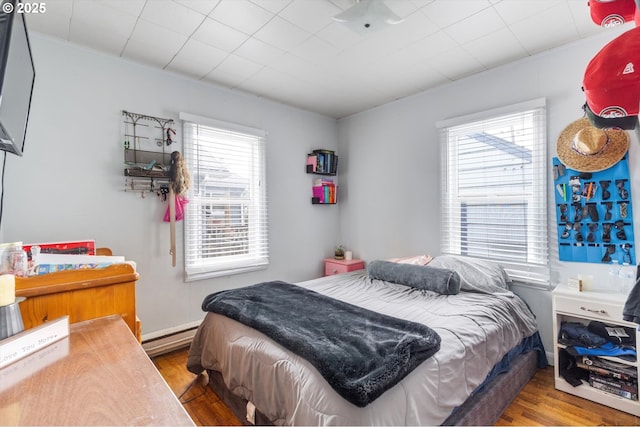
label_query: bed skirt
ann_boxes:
[205,349,540,426]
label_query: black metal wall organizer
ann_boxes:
[121,110,177,197]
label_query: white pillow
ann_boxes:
[428,255,513,295]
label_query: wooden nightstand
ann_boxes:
[324,258,365,276]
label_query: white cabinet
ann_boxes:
[552,284,639,416]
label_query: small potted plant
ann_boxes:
[334,244,345,260]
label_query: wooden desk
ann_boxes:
[0,316,194,426]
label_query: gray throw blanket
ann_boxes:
[623,277,640,324]
[201,281,441,407]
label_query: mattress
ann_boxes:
[187,270,541,425]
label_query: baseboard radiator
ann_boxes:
[142,322,201,357]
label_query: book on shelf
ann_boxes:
[312,184,337,204]
[589,377,639,401]
[308,149,338,175]
[34,254,126,275]
[581,355,638,379]
[23,240,96,257]
[589,373,638,394]
[577,361,637,382]
[306,154,317,173]
[313,177,334,186]
[317,153,325,173]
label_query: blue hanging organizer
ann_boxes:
[553,155,635,264]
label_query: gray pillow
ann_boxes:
[367,260,461,295]
[428,255,512,295]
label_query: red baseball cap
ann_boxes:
[583,26,640,129]
[588,0,636,27]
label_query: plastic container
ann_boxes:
[619,262,636,295]
[1,245,27,277]
[608,260,621,291]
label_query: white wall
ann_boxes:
[336,24,637,356]
[0,34,340,338]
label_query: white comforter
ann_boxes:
[188,271,539,425]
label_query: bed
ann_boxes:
[187,256,547,426]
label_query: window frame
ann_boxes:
[437,99,549,288]
[180,112,269,281]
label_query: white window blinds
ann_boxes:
[438,99,549,288]
[181,113,268,281]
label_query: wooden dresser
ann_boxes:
[14,262,141,341]
[0,315,194,425]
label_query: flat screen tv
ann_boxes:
[0,0,35,157]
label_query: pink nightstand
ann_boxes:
[324,258,365,276]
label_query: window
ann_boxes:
[437,99,549,288]
[181,113,268,281]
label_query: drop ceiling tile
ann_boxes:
[122,40,178,68]
[139,0,206,36]
[175,0,220,15]
[330,39,386,74]
[315,21,363,49]
[410,0,436,7]
[462,27,528,68]
[122,20,188,67]
[249,0,292,14]
[202,69,244,88]
[127,18,188,48]
[328,0,355,10]
[72,0,138,40]
[492,0,560,25]
[429,46,486,80]
[344,52,445,104]
[24,0,72,40]
[388,31,458,66]
[166,38,228,79]
[253,16,311,51]
[509,3,580,54]
[406,63,450,93]
[98,0,146,17]
[191,17,250,52]
[444,7,505,45]
[290,35,340,65]
[422,0,492,28]
[208,0,275,34]
[234,37,285,66]
[385,9,440,44]
[236,66,291,94]
[278,0,340,33]
[210,54,264,83]
[331,88,387,114]
[385,0,422,17]
[69,19,129,57]
[292,65,340,89]
[268,52,323,81]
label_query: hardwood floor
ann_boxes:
[153,347,640,426]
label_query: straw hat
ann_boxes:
[556,118,629,172]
